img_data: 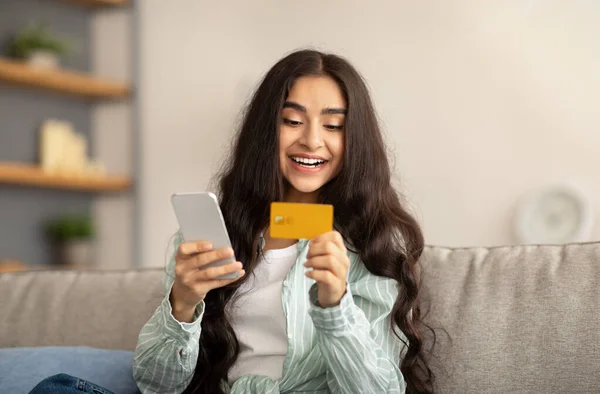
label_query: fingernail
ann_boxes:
[235,261,243,269]
[201,243,212,251]
[238,270,245,278]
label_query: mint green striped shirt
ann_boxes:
[133,235,407,393]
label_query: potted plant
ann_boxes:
[7,22,71,69]
[45,214,95,266]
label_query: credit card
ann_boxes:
[270,202,334,240]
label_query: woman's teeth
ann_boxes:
[291,157,326,168]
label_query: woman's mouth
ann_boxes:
[289,156,329,173]
[290,156,327,168]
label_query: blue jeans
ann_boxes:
[29,373,116,394]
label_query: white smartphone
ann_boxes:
[170,191,238,280]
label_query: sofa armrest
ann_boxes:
[0,268,164,350]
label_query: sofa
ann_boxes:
[1,241,599,393]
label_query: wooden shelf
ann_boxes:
[0,58,130,100]
[59,0,130,8]
[0,163,131,192]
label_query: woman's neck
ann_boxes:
[262,231,297,252]
[284,188,319,204]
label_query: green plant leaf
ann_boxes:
[7,21,72,59]
[45,214,94,243]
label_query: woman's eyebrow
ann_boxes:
[283,101,306,112]
[283,101,347,115]
[321,107,347,115]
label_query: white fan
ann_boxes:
[514,184,595,244]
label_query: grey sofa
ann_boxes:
[1,242,599,393]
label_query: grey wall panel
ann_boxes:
[0,0,92,267]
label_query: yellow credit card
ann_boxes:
[270,202,334,240]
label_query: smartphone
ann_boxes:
[170,191,237,280]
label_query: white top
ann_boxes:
[227,243,298,384]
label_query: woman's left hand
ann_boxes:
[304,231,350,308]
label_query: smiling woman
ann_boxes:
[136,49,434,394]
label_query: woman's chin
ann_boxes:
[285,180,325,200]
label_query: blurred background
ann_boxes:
[0,0,598,272]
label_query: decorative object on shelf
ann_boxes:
[45,214,95,266]
[513,183,595,244]
[40,119,107,177]
[6,22,72,70]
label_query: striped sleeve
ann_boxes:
[132,233,206,394]
[307,255,406,394]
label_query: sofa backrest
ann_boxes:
[0,268,164,350]
[2,242,599,393]
[419,241,600,394]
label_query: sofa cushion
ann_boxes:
[419,241,600,394]
[0,346,139,394]
[0,268,164,350]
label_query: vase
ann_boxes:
[26,50,60,69]
[56,239,95,267]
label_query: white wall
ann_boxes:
[137,1,600,267]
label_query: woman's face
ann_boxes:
[279,75,346,203]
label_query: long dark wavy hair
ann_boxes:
[183,49,434,394]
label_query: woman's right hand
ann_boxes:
[169,241,245,323]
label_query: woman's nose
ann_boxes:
[300,122,324,150]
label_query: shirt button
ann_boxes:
[288,333,293,340]
[283,280,289,287]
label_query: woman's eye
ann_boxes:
[283,119,302,126]
[325,125,344,131]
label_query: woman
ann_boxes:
[135,48,433,394]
